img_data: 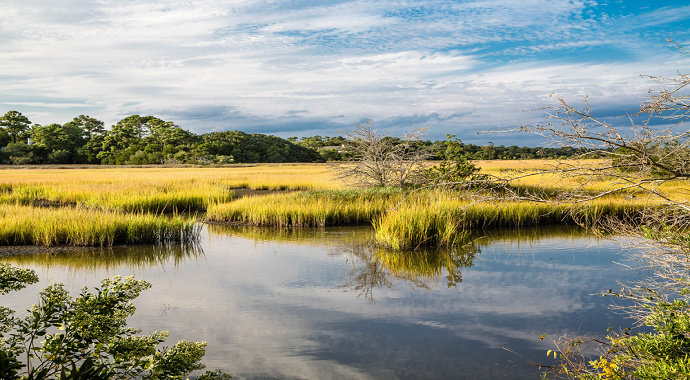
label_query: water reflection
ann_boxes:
[1,224,629,379]
[211,224,595,301]
[1,242,204,271]
[340,244,475,300]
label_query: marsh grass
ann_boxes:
[0,162,685,249]
[0,165,341,212]
[205,183,638,250]
[373,191,650,250]
[0,205,199,246]
[206,187,405,227]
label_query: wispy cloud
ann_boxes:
[0,0,688,142]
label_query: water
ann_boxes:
[0,226,641,379]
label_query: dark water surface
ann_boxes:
[0,226,641,379]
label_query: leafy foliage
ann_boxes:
[0,110,595,165]
[425,134,479,184]
[0,111,32,144]
[0,268,230,379]
[193,130,319,163]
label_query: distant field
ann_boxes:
[1,160,687,248]
[0,164,344,212]
[0,160,612,212]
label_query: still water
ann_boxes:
[1,226,640,379]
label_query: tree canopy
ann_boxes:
[0,110,594,165]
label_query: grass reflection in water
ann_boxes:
[212,224,597,300]
[0,224,597,300]
[0,242,204,271]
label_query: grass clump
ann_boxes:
[373,191,648,250]
[206,188,404,227]
[0,205,198,246]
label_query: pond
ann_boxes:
[0,225,640,379]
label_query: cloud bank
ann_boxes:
[1,0,689,144]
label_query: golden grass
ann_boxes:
[0,204,198,246]
[474,159,690,199]
[372,189,651,250]
[0,161,687,249]
[0,165,342,212]
[206,188,404,227]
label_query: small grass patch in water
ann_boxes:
[373,192,650,250]
[0,205,199,246]
[206,188,405,227]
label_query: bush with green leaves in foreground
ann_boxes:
[0,264,231,379]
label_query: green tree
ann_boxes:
[64,115,105,139]
[0,111,32,144]
[98,116,148,164]
[426,134,479,184]
[4,142,34,165]
[99,115,198,164]
[194,131,320,164]
[0,128,9,149]
[65,115,106,164]
[0,264,230,379]
[143,119,197,162]
[30,123,86,164]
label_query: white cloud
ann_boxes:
[0,0,687,141]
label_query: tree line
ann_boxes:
[0,110,591,165]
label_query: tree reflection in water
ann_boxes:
[2,224,593,303]
[341,241,478,301]
[210,224,593,301]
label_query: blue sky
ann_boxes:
[1,0,689,144]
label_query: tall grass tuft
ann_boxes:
[373,191,649,250]
[206,188,405,227]
[0,205,199,246]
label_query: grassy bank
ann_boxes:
[206,188,404,227]
[0,205,198,246]
[373,192,648,250]
[206,184,647,250]
[0,162,684,249]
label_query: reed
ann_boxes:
[0,165,341,212]
[0,205,199,246]
[206,188,404,227]
[373,191,649,250]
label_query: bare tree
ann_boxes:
[525,46,690,378]
[516,93,690,211]
[337,120,430,187]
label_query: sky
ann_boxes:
[1,0,689,144]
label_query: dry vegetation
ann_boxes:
[1,160,687,249]
[0,164,341,212]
